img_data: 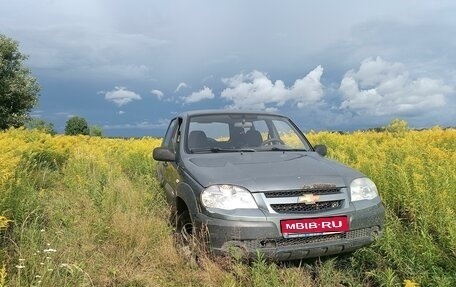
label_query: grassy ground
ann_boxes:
[0,128,455,286]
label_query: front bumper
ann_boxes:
[194,202,384,261]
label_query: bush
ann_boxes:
[384,118,410,133]
[90,125,103,137]
[65,116,89,135]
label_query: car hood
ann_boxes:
[183,152,363,191]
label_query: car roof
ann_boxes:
[177,109,286,118]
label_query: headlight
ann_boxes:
[201,185,258,210]
[350,178,378,201]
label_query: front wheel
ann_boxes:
[175,210,194,244]
[173,210,204,267]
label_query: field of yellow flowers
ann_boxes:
[0,127,455,286]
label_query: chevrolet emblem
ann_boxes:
[298,194,320,204]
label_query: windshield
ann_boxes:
[186,113,311,153]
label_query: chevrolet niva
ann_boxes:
[153,110,385,261]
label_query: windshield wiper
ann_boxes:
[266,147,308,152]
[190,147,256,153]
[210,147,255,153]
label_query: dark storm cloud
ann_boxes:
[1,0,455,135]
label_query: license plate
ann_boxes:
[281,216,349,238]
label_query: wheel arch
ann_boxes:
[175,182,200,220]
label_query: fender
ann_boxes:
[175,170,201,219]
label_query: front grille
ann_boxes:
[275,226,377,247]
[264,188,342,198]
[239,227,378,249]
[277,233,343,247]
[271,200,343,214]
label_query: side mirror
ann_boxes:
[153,147,176,162]
[314,144,327,157]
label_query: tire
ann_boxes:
[173,209,203,267]
[175,209,193,244]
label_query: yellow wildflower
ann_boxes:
[404,279,419,287]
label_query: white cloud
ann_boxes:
[54,112,76,118]
[30,110,44,118]
[339,57,453,116]
[292,66,325,108]
[220,66,324,110]
[181,86,214,104]
[103,87,142,106]
[151,89,165,100]
[117,110,125,115]
[174,82,188,93]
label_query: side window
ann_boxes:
[162,118,180,152]
[272,119,305,148]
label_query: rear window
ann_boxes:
[189,122,230,142]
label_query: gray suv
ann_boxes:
[153,110,384,261]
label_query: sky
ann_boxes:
[1,0,455,136]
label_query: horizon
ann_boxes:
[32,117,454,139]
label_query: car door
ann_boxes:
[157,118,182,205]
